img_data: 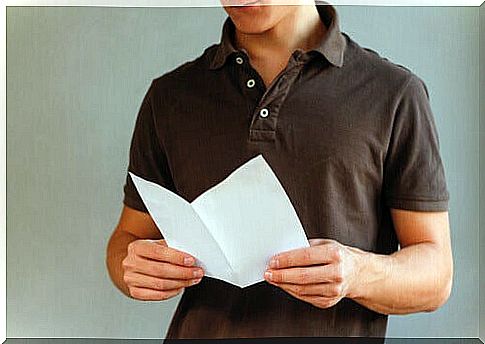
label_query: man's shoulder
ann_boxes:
[149,44,219,94]
[344,34,424,95]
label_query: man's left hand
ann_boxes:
[264,238,364,309]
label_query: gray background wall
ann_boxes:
[6,5,481,339]
[479,3,484,342]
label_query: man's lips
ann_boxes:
[228,0,263,10]
[242,0,260,5]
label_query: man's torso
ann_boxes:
[145,30,413,339]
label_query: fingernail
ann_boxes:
[184,257,195,266]
[269,258,278,269]
[191,278,202,285]
[264,271,272,281]
[193,269,203,278]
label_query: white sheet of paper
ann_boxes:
[129,155,309,288]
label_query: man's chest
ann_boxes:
[154,73,394,206]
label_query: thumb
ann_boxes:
[145,239,167,246]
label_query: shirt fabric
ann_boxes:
[122,3,450,339]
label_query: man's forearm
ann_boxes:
[106,229,138,297]
[348,242,453,315]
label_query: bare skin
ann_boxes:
[106,206,204,300]
[221,0,327,86]
[106,1,453,313]
[264,210,453,314]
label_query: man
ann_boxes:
[106,0,453,339]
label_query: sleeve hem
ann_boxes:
[386,197,449,212]
[123,195,149,213]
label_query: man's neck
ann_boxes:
[234,5,326,63]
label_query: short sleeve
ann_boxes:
[122,81,176,213]
[383,75,450,212]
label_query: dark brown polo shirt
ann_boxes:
[122,3,450,339]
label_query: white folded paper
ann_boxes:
[129,155,309,288]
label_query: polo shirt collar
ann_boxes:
[209,2,346,70]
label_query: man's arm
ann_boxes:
[106,206,161,296]
[106,206,204,300]
[349,209,453,314]
[264,209,453,314]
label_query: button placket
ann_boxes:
[251,57,301,114]
[233,52,263,105]
[248,65,302,142]
[238,51,306,142]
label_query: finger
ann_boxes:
[128,286,183,301]
[268,283,341,308]
[268,284,316,305]
[124,272,202,291]
[308,238,336,246]
[265,264,339,284]
[151,239,167,246]
[133,240,196,266]
[133,256,204,280]
[269,281,344,298]
[304,295,341,309]
[269,244,339,269]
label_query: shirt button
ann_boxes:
[235,56,244,65]
[259,108,269,118]
[246,79,255,88]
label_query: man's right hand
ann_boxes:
[121,239,204,301]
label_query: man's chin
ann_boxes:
[232,22,273,35]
